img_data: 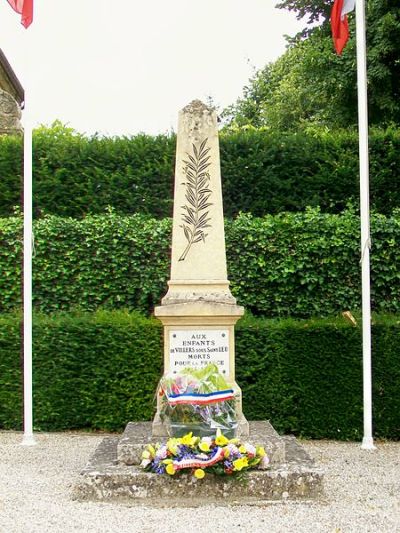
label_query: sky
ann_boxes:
[0,0,303,136]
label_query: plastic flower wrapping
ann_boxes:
[141,429,269,478]
[158,364,239,438]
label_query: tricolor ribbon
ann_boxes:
[166,389,235,406]
[173,447,225,471]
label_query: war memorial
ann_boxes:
[75,101,323,503]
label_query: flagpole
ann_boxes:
[355,0,375,450]
[21,31,36,447]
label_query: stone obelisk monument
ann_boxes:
[76,101,323,504]
[153,100,248,436]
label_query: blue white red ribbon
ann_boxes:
[166,389,234,406]
[173,447,225,470]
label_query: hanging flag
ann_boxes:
[6,0,33,28]
[331,0,355,54]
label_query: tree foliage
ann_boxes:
[223,0,400,130]
[222,29,357,130]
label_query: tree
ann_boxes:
[223,0,400,131]
[275,0,333,37]
[222,28,357,131]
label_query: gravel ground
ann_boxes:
[0,431,399,533]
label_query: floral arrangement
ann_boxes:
[141,429,269,479]
[159,364,238,437]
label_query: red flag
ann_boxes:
[6,0,33,28]
[331,0,355,55]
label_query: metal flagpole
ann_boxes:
[21,34,36,447]
[355,0,375,450]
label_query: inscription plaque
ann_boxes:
[169,329,229,374]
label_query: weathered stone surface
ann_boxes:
[75,421,323,504]
[117,422,153,465]
[74,427,323,504]
[0,88,22,135]
[162,100,232,297]
[118,421,283,465]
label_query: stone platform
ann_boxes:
[74,422,323,504]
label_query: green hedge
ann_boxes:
[1,210,400,318]
[1,311,399,439]
[2,125,400,218]
[0,311,163,431]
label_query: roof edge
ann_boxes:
[0,49,24,105]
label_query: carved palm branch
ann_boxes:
[179,138,213,261]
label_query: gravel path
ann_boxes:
[1,431,399,533]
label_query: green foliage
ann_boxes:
[34,122,176,218]
[3,122,176,219]
[1,209,400,318]
[222,31,358,130]
[0,311,399,439]
[226,1,400,130]
[0,216,23,311]
[0,314,22,429]
[28,212,171,314]
[0,311,163,431]
[275,0,337,39]
[226,208,400,317]
[0,134,23,218]
[220,128,361,215]
[236,313,400,440]
[2,125,400,218]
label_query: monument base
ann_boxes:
[74,421,323,504]
[151,411,250,439]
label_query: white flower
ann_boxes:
[155,445,167,459]
[244,443,256,456]
[227,443,239,455]
[140,459,151,468]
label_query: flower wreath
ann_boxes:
[141,429,269,479]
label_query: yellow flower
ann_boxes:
[166,463,176,475]
[199,441,210,453]
[233,457,249,471]
[148,444,156,456]
[141,450,151,460]
[167,438,179,455]
[228,438,239,445]
[181,432,198,447]
[215,429,229,447]
[194,469,205,479]
[239,445,247,454]
[256,446,266,457]
[162,459,173,465]
[224,447,231,458]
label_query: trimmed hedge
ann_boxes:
[0,311,399,439]
[1,210,400,318]
[2,125,400,218]
[0,311,163,431]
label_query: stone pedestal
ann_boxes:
[74,422,324,503]
[118,421,285,466]
[152,299,248,437]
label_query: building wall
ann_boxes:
[0,88,22,135]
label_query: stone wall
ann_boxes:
[0,88,22,135]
